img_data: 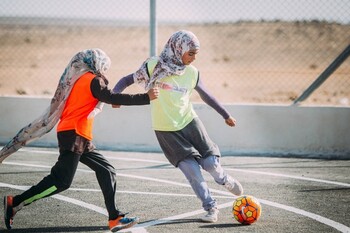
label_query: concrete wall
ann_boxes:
[1,96,349,159]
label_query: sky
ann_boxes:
[0,0,349,24]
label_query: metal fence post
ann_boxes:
[292,44,350,106]
[150,0,157,57]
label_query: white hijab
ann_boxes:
[134,30,200,90]
[0,48,111,163]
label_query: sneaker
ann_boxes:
[201,208,219,223]
[4,196,15,230]
[109,215,139,232]
[224,176,243,196]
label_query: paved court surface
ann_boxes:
[0,147,349,233]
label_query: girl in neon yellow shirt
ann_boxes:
[113,30,243,223]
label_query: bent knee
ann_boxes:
[201,156,220,171]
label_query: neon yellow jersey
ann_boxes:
[147,58,199,131]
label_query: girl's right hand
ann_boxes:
[147,87,159,100]
[225,116,236,127]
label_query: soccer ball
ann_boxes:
[232,195,262,224]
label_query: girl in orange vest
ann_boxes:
[2,48,158,232]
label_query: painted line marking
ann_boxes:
[225,168,350,187]
[14,148,350,187]
[4,159,350,188]
[2,150,350,232]
[0,182,108,216]
[129,201,232,232]
[0,184,233,199]
[69,188,234,199]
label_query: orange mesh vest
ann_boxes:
[57,72,98,140]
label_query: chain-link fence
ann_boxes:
[1,0,349,106]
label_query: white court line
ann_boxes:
[128,201,233,233]
[69,188,233,199]
[14,148,168,164]
[105,156,168,164]
[2,154,350,232]
[15,148,350,187]
[2,179,349,233]
[111,174,350,233]
[5,158,350,188]
[0,182,108,217]
[225,168,350,187]
[0,181,226,233]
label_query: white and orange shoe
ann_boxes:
[109,214,139,232]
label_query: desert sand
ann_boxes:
[0,21,349,106]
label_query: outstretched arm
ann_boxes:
[195,77,236,127]
[91,76,157,106]
[112,73,135,93]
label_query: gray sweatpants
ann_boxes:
[178,155,229,211]
[155,117,229,211]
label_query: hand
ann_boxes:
[225,116,236,127]
[147,87,159,101]
[112,105,121,108]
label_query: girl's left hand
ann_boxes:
[225,116,236,127]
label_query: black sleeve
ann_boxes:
[90,76,150,105]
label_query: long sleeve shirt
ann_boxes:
[91,75,150,105]
[113,73,230,120]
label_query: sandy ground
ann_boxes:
[0,21,349,106]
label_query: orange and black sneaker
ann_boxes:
[108,214,139,232]
[4,196,15,230]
